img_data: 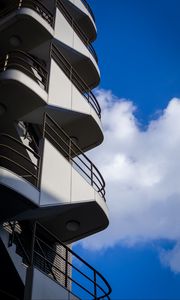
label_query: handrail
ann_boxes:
[4,221,111,299]
[0,133,40,188]
[44,114,105,199]
[34,222,112,300]
[52,44,101,118]
[56,0,98,63]
[0,0,54,27]
[80,0,96,22]
[0,50,48,91]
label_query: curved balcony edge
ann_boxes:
[51,44,101,117]
[0,51,48,119]
[4,221,112,300]
[62,0,97,43]
[56,0,98,63]
[0,0,55,29]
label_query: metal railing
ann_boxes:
[44,114,105,199]
[57,0,98,63]
[52,44,101,118]
[0,0,54,27]
[0,50,48,91]
[0,134,40,188]
[80,0,96,22]
[4,221,112,300]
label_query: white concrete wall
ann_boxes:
[54,9,98,72]
[40,139,103,206]
[31,268,79,300]
[48,59,90,115]
[40,139,71,206]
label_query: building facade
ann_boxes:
[0,0,111,299]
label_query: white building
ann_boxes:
[0,0,111,299]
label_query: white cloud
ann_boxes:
[80,89,180,273]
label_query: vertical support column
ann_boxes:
[23,221,37,300]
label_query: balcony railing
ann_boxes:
[5,221,112,300]
[0,134,40,188]
[52,44,101,118]
[57,0,98,63]
[0,0,54,27]
[80,0,96,22]
[0,50,48,91]
[44,114,105,199]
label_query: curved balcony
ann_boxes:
[0,0,54,54]
[0,134,39,223]
[57,0,97,63]
[5,221,112,299]
[0,50,48,120]
[48,45,103,151]
[80,0,96,22]
[52,44,100,118]
[23,45,103,151]
[55,1,100,89]
[38,114,108,242]
[64,0,97,42]
[44,114,105,199]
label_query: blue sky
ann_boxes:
[74,1,180,299]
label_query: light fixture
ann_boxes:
[66,220,80,232]
[9,35,21,47]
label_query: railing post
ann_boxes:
[91,164,93,187]
[24,221,37,300]
[94,271,97,299]
[69,139,72,162]
[65,247,68,288]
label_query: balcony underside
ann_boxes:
[54,39,100,90]
[17,201,109,244]
[0,183,37,224]
[0,70,47,121]
[61,0,97,42]
[22,106,103,152]
[0,8,53,55]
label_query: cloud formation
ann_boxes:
[81,89,180,273]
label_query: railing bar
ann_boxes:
[35,239,57,281]
[0,156,38,181]
[57,0,98,62]
[45,115,105,196]
[0,144,39,169]
[52,45,101,116]
[35,240,100,288]
[35,223,112,297]
[52,44,101,113]
[4,64,46,88]
[7,53,48,77]
[45,130,71,159]
[0,134,40,158]
[45,122,104,190]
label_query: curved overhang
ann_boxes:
[38,199,109,244]
[0,168,38,223]
[0,8,53,55]
[0,69,47,121]
[53,39,100,89]
[22,106,103,152]
[60,0,97,42]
